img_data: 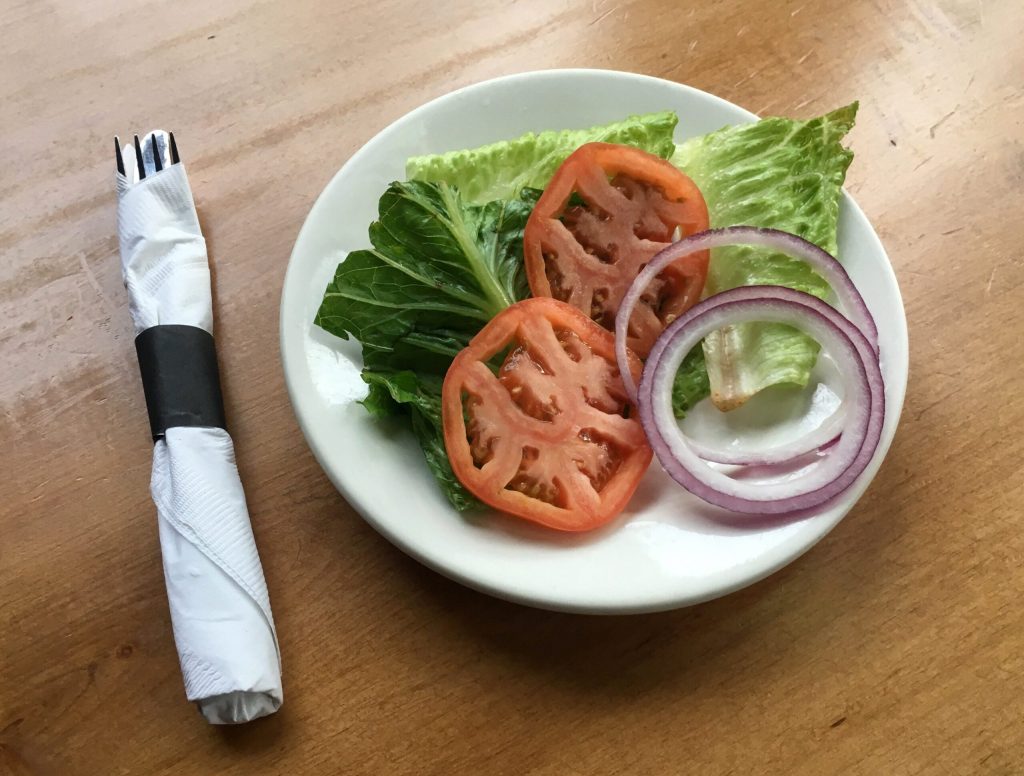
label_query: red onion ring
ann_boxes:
[615,226,879,404]
[638,287,885,515]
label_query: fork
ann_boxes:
[114,131,180,182]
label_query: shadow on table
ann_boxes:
[394,558,793,699]
[213,705,290,753]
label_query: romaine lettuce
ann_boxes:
[406,112,678,203]
[671,104,857,411]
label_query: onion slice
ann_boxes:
[638,286,885,515]
[684,404,846,466]
[615,226,879,405]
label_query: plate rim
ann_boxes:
[280,68,909,614]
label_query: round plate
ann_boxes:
[280,69,908,614]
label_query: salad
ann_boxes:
[314,104,883,531]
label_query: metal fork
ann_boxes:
[114,131,180,181]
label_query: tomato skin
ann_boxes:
[524,142,710,358]
[441,297,652,532]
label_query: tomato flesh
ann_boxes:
[525,142,710,357]
[442,297,652,532]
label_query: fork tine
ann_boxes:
[168,131,180,165]
[152,134,164,172]
[114,137,125,175]
[134,135,146,180]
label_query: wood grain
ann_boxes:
[2,0,1023,773]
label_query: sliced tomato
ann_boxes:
[441,297,652,532]
[524,142,710,357]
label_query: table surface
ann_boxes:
[2,0,1022,773]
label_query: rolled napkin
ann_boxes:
[116,131,283,724]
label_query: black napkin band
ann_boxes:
[134,324,227,441]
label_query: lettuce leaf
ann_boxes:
[361,370,476,511]
[671,346,711,417]
[670,104,857,412]
[315,181,540,509]
[406,112,678,203]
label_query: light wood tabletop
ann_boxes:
[2,0,1022,773]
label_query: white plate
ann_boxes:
[280,69,908,614]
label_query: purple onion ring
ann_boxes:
[638,287,885,515]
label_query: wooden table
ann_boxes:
[2,0,1022,773]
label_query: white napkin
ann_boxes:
[116,132,282,724]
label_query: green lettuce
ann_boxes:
[360,370,476,511]
[406,112,678,203]
[315,181,540,509]
[670,104,857,412]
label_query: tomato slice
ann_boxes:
[524,142,710,357]
[441,297,652,532]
